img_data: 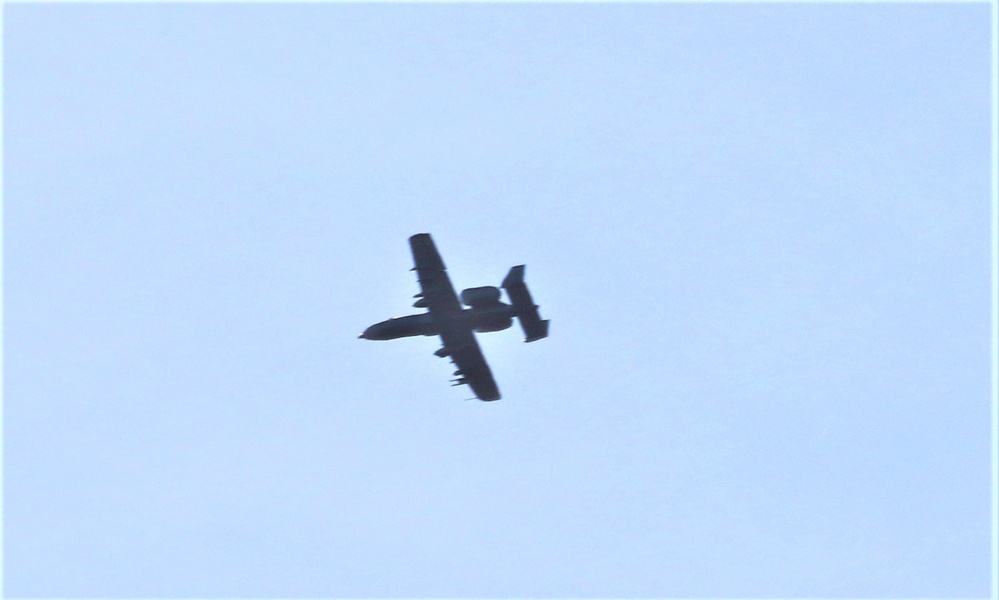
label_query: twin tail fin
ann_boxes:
[501,265,550,343]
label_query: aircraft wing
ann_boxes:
[410,233,500,401]
[409,233,463,317]
[439,326,501,401]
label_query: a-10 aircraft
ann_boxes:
[359,233,549,401]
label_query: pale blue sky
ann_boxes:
[3,3,994,598]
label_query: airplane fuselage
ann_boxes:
[360,303,516,341]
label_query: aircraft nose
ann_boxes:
[358,321,393,341]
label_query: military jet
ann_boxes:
[359,233,549,401]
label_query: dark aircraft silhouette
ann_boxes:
[359,233,549,401]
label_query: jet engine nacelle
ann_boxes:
[460,286,502,307]
[475,316,513,333]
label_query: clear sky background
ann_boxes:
[3,3,994,598]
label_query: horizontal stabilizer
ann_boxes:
[501,265,525,288]
[501,265,549,343]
